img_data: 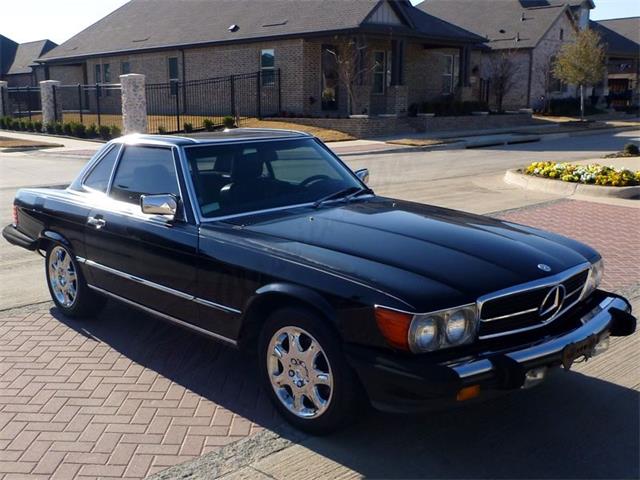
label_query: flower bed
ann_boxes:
[524,162,640,187]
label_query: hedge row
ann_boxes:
[0,116,121,140]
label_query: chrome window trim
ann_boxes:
[476,262,591,339]
[87,284,238,347]
[77,257,242,315]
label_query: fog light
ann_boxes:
[456,384,481,401]
[522,367,547,389]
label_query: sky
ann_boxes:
[1,0,638,45]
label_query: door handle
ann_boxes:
[87,216,106,229]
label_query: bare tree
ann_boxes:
[534,54,556,113]
[487,50,520,112]
[326,36,379,116]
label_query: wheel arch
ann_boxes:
[38,230,72,252]
[237,283,338,352]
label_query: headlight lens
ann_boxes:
[581,258,604,300]
[407,305,478,353]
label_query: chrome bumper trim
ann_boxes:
[453,296,628,379]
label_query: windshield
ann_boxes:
[184,138,363,218]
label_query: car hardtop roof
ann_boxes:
[112,128,313,148]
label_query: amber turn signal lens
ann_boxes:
[456,385,480,401]
[375,307,412,350]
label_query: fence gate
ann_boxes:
[55,83,123,129]
[6,87,41,121]
[145,70,281,134]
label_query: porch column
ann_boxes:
[0,81,7,117]
[40,80,61,127]
[120,74,148,134]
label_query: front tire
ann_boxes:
[258,306,361,434]
[45,244,105,318]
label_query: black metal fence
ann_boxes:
[146,70,281,134]
[55,83,123,128]
[5,87,41,121]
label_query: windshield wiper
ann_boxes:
[312,186,373,209]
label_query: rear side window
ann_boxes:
[110,146,180,205]
[83,146,119,193]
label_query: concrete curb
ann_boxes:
[504,169,640,199]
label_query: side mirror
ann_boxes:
[355,168,370,185]
[140,194,178,219]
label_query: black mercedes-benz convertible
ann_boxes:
[3,129,636,433]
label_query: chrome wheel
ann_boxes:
[267,326,333,419]
[48,246,77,308]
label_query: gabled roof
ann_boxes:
[40,0,482,63]
[1,34,19,76]
[592,17,640,57]
[417,0,574,50]
[6,39,57,75]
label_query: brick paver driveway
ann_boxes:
[1,198,637,479]
[0,302,280,479]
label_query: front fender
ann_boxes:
[251,282,336,322]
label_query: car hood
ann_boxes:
[221,197,597,310]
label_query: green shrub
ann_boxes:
[157,125,167,135]
[25,120,34,131]
[110,125,122,138]
[10,119,20,130]
[45,122,56,134]
[623,143,639,156]
[99,125,111,140]
[183,122,193,133]
[86,123,98,137]
[54,122,64,135]
[548,98,602,116]
[0,117,6,129]
[63,122,73,136]
[33,120,43,132]
[202,118,215,131]
[19,120,28,131]
[71,122,86,137]
[222,115,235,129]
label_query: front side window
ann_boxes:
[121,61,131,75]
[372,51,386,94]
[83,146,119,193]
[110,146,180,205]
[261,49,275,86]
[185,139,362,218]
[321,45,339,110]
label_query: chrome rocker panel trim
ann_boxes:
[87,284,238,347]
[77,256,242,315]
[452,296,627,379]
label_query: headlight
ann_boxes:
[580,258,604,300]
[376,304,478,354]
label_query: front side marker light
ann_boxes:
[457,384,480,401]
[374,307,412,351]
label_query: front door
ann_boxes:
[83,144,199,322]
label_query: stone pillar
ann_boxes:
[40,80,61,128]
[120,74,148,134]
[386,85,408,116]
[0,81,7,117]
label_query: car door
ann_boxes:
[83,144,199,323]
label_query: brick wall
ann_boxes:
[405,44,460,107]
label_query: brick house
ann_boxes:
[418,0,595,110]
[0,36,57,87]
[592,17,640,109]
[36,0,483,117]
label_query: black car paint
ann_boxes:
[3,131,635,413]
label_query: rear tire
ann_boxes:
[258,306,361,435]
[45,244,105,318]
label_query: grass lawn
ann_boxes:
[0,135,62,150]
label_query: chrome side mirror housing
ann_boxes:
[355,168,370,185]
[140,194,178,219]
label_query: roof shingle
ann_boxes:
[6,39,57,75]
[592,17,640,57]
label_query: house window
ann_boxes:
[261,49,275,86]
[442,54,460,94]
[560,28,564,40]
[94,64,101,84]
[121,61,130,75]
[372,51,386,94]
[168,57,179,81]
[321,45,338,111]
[103,64,111,83]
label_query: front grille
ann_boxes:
[478,267,589,339]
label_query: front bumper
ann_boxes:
[347,292,636,413]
